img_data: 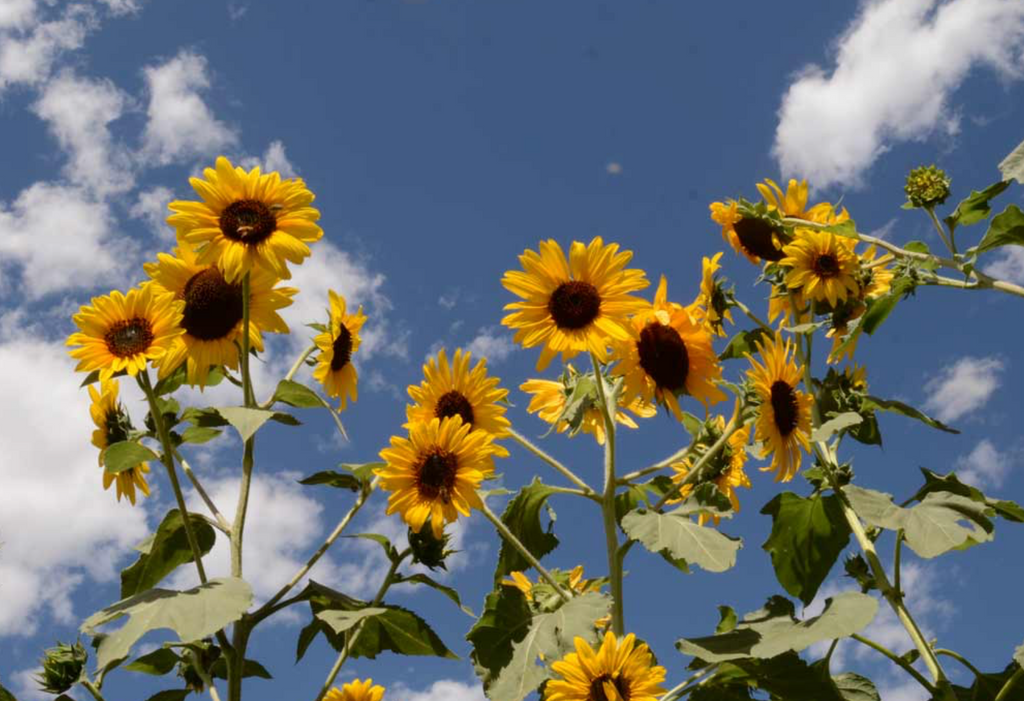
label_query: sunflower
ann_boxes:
[313,290,367,411]
[767,288,810,327]
[502,565,602,601]
[824,298,866,365]
[324,679,385,701]
[407,348,511,456]
[670,406,751,525]
[88,379,151,505]
[377,416,496,539]
[167,156,323,283]
[710,200,786,264]
[546,631,667,701]
[689,252,733,337]
[144,245,296,387]
[67,284,184,381]
[756,177,841,223]
[858,245,895,299]
[746,334,813,483]
[780,229,860,307]
[501,237,649,371]
[612,276,726,422]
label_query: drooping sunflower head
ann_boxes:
[313,290,367,411]
[501,237,649,371]
[145,245,297,387]
[377,416,496,539]
[767,288,811,328]
[324,678,385,701]
[824,297,867,365]
[167,156,323,283]
[857,245,895,299]
[689,251,733,337]
[68,284,184,381]
[755,177,845,224]
[710,200,788,265]
[612,276,726,422]
[87,379,151,505]
[780,229,861,307]
[746,333,813,483]
[546,631,667,701]
[407,348,511,455]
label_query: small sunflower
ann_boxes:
[67,284,184,381]
[767,288,810,327]
[407,348,511,456]
[746,334,813,483]
[755,177,841,223]
[780,229,860,307]
[824,298,866,365]
[670,406,751,525]
[88,379,151,505]
[502,565,602,601]
[377,416,496,539]
[546,631,667,701]
[690,252,733,337]
[313,290,367,411]
[612,276,726,422]
[710,200,786,264]
[324,679,385,701]
[145,245,297,387]
[501,237,649,371]
[167,156,323,283]
[858,245,895,299]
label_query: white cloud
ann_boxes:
[465,326,517,365]
[878,680,930,701]
[9,667,47,701]
[140,49,237,165]
[438,289,460,310]
[0,3,96,93]
[955,438,1015,489]
[240,140,297,178]
[984,247,1024,284]
[923,356,1004,423]
[129,186,176,240]
[0,0,36,31]
[773,0,1024,189]
[388,679,486,701]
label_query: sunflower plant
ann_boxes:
[15,138,1024,701]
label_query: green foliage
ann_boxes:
[0,682,16,701]
[811,412,863,444]
[178,426,222,444]
[272,379,324,408]
[695,653,847,701]
[861,395,958,434]
[214,406,298,442]
[408,520,454,570]
[315,607,388,634]
[833,672,881,701]
[36,640,88,694]
[910,468,1024,523]
[143,691,191,701]
[719,328,770,361]
[297,470,362,491]
[466,586,533,691]
[945,663,1024,701]
[209,657,272,681]
[614,475,676,524]
[761,492,851,605]
[102,441,159,474]
[999,136,1024,184]
[862,276,916,336]
[120,509,216,598]
[125,648,180,675]
[977,205,1024,254]
[621,504,742,573]
[494,479,560,581]
[394,573,474,616]
[944,181,1010,231]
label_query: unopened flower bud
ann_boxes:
[36,641,87,694]
[409,520,452,571]
[904,165,951,208]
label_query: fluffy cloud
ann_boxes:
[241,140,298,179]
[465,326,517,365]
[129,186,176,240]
[0,3,97,93]
[388,679,486,701]
[923,355,1004,423]
[954,438,1015,489]
[984,247,1024,284]
[773,0,1024,189]
[0,0,36,31]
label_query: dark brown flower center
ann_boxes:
[637,321,689,391]
[589,674,630,701]
[330,325,353,371]
[435,390,475,427]
[548,281,601,330]
[219,199,277,244]
[104,318,155,358]
[733,217,784,262]
[104,407,130,444]
[182,268,244,341]
[770,380,798,436]
[417,449,458,502]
[812,253,840,279]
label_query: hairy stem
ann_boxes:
[508,428,597,496]
[851,634,935,694]
[591,352,624,635]
[479,500,571,602]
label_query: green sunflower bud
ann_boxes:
[904,165,951,208]
[409,520,452,571]
[35,640,87,694]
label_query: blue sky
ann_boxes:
[1,1,1024,700]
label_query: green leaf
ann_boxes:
[395,573,474,616]
[467,586,533,690]
[676,592,877,662]
[272,379,324,408]
[833,672,880,701]
[214,407,276,441]
[614,475,676,524]
[153,364,187,396]
[862,395,958,434]
[488,592,612,701]
[911,468,1024,523]
[124,648,180,675]
[208,657,272,681]
[120,509,217,598]
[180,407,229,428]
[977,205,1024,254]
[494,479,560,581]
[945,181,1011,230]
[862,277,915,336]
[340,462,384,485]
[0,681,18,701]
[621,506,742,573]
[999,136,1024,184]
[821,219,858,238]
[811,412,863,443]
[349,605,458,660]
[845,486,994,558]
[711,654,845,701]
[102,441,159,474]
[298,470,362,491]
[81,577,253,669]
[761,493,852,605]
[716,605,738,634]
[142,691,190,701]
[315,607,387,634]
[719,328,769,361]
[346,533,400,562]
[179,426,222,445]
[904,240,932,255]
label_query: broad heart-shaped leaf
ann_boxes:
[811,412,863,444]
[621,506,742,573]
[488,592,612,701]
[349,605,458,660]
[272,379,324,408]
[209,657,273,681]
[676,592,877,662]
[862,276,915,336]
[297,470,362,491]
[761,493,851,606]
[911,468,1024,523]
[862,395,958,434]
[315,607,387,634]
[124,647,180,675]
[999,136,1024,184]
[395,573,474,616]
[102,441,159,474]
[213,407,297,441]
[81,577,252,669]
[944,181,1011,230]
[494,479,560,582]
[833,672,880,701]
[179,426,222,445]
[121,509,216,598]
[466,586,533,691]
[694,653,845,701]
[719,328,769,361]
[845,486,994,558]
[977,204,1024,254]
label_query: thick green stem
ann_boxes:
[591,352,624,635]
[81,680,107,701]
[733,298,774,333]
[995,668,1024,701]
[851,634,935,694]
[479,500,571,601]
[935,649,984,679]
[508,428,597,497]
[659,664,718,701]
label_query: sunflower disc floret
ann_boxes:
[545,631,666,701]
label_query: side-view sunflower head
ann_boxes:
[756,177,844,224]
[612,275,726,422]
[824,297,866,365]
[67,283,184,382]
[313,290,367,411]
[168,156,323,283]
[710,200,788,265]
[407,348,511,456]
[324,678,385,701]
[501,237,649,371]
[545,631,667,701]
[746,333,813,483]
[780,229,861,308]
[377,416,496,539]
[857,244,895,299]
[88,379,151,505]
[767,288,811,328]
[689,252,734,337]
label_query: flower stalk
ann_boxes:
[591,352,625,635]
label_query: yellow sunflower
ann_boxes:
[88,379,151,505]
[756,177,840,223]
[611,276,726,422]
[144,245,297,387]
[689,252,733,337]
[710,200,786,265]
[780,229,860,307]
[167,156,323,283]
[746,334,813,483]
[767,288,811,327]
[377,416,496,539]
[324,679,385,701]
[859,244,895,299]
[501,237,649,371]
[313,290,367,411]
[502,565,602,601]
[546,631,667,701]
[406,348,511,456]
[67,284,184,381]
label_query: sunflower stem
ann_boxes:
[173,449,232,534]
[80,680,107,701]
[258,342,316,409]
[733,298,774,334]
[659,664,718,701]
[508,428,597,496]
[851,634,936,694]
[479,499,572,602]
[995,668,1024,701]
[935,649,985,680]
[618,440,697,485]
[926,206,956,256]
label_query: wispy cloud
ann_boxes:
[954,438,1016,489]
[923,356,1004,423]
